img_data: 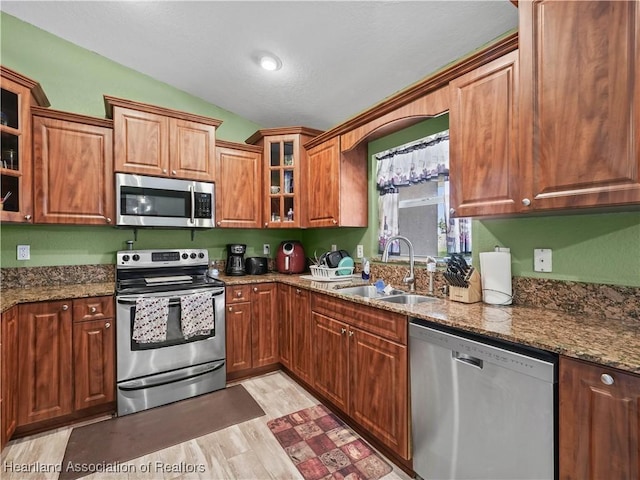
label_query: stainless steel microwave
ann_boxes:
[116,173,215,228]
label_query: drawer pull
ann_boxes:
[62,304,69,311]
[105,322,111,329]
[341,328,346,335]
[600,373,614,385]
[253,287,258,293]
[348,330,354,337]
[90,307,97,313]
[236,291,242,297]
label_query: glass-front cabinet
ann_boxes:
[247,127,322,228]
[0,66,49,223]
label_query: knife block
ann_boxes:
[448,269,482,304]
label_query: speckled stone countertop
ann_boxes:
[2,272,638,375]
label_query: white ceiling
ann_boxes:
[1,1,518,131]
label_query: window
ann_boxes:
[375,130,471,260]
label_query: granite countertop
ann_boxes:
[2,273,638,375]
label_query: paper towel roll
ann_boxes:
[479,251,513,305]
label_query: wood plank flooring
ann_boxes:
[1,371,411,480]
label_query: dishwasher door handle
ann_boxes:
[452,351,483,369]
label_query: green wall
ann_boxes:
[1,12,638,287]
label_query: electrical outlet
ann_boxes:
[356,244,364,258]
[263,244,270,256]
[534,248,552,272]
[17,244,30,260]
[331,244,338,252]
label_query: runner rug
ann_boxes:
[59,384,264,480]
[267,404,393,480]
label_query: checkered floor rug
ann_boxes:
[267,404,393,480]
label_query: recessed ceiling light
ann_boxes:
[260,54,282,71]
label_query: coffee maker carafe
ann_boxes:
[226,244,247,276]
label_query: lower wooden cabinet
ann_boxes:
[289,287,312,384]
[1,306,19,450]
[310,292,409,461]
[16,296,115,431]
[559,356,640,480]
[225,283,278,379]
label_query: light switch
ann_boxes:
[534,248,552,272]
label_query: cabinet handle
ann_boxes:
[105,217,112,223]
[341,328,346,335]
[600,373,614,385]
[105,322,111,329]
[217,221,221,226]
[348,330,354,337]
[296,288,301,294]
[24,214,32,221]
[264,222,269,227]
[332,219,337,224]
[236,291,242,297]
[522,198,531,206]
[62,304,69,311]
[172,170,177,176]
[228,306,233,312]
[163,169,168,174]
[90,307,97,313]
[253,287,258,292]
[449,208,455,216]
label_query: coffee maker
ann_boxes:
[225,244,247,276]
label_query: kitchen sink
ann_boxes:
[378,294,437,305]
[336,285,404,298]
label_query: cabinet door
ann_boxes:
[73,318,115,410]
[291,287,312,384]
[304,137,340,227]
[278,285,292,369]
[169,118,215,181]
[18,301,73,425]
[215,145,262,228]
[449,50,520,217]
[225,301,252,373]
[349,327,409,460]
[33,115,114,225]
[559,356,640,480]
[263,135,301,228]
[251,284,278,367]
[1,307,18,448]
[112,106,169,176]
[311,312,349,411]
[519,0,640,210]
[1,75,34,223]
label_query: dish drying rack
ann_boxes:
[309,264,355,279]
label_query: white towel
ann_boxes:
[133,297,169,343]
[181,292,215,339]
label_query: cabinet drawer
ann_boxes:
[226,285,251,303]
[72,296,114,322]
[311,293,407,345]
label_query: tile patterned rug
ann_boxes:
[267,404,393,480]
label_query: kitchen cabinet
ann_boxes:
[289,286,312,384]
[277,285,292,369]
[304,137,368,227]
[518,0,640,210]
[1,306,18,450]
[225,283,278,380]
[310,292,409,461]
[32,107,114,225]
[0,66,49,223]
[559,356,640,480]
[215,140,262,228]
[72,297,115,411]
[247,127,322,228]
[449,50,520,217]
[17,296,115,430]
[105,96,221,181]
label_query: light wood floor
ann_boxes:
[1,371,411,480]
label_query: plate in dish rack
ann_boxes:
[299,274,357,282]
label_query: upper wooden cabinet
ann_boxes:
[0,66,49,224]
[105,96,221,181]
[247,127,323,228]
[449,50,520,217]
[32,107,114,225]
[215,140,262,228]
[304,137,368,227]
[518,0,640,211]
[559,356,640,480]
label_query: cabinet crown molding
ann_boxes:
[246,126,324,145]
[1,65,50,107]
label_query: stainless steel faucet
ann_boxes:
[381,235,416,292]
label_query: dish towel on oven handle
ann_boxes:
[133,297,170,343]
[180,292,215,339]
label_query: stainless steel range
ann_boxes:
[115,248,225,416]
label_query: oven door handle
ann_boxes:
[189,185,195,224]
[117,361,225,391]
[117,290,224,305]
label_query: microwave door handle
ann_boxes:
[189,185,195,224]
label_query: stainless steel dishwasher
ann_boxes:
[409,318,557,480]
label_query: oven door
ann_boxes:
[116,286,225,382]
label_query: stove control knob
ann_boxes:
[132,254,140,261]
[182,253,189,259]
[198,252,205,259]
[190,253,197,259]
[122,255,130,262]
